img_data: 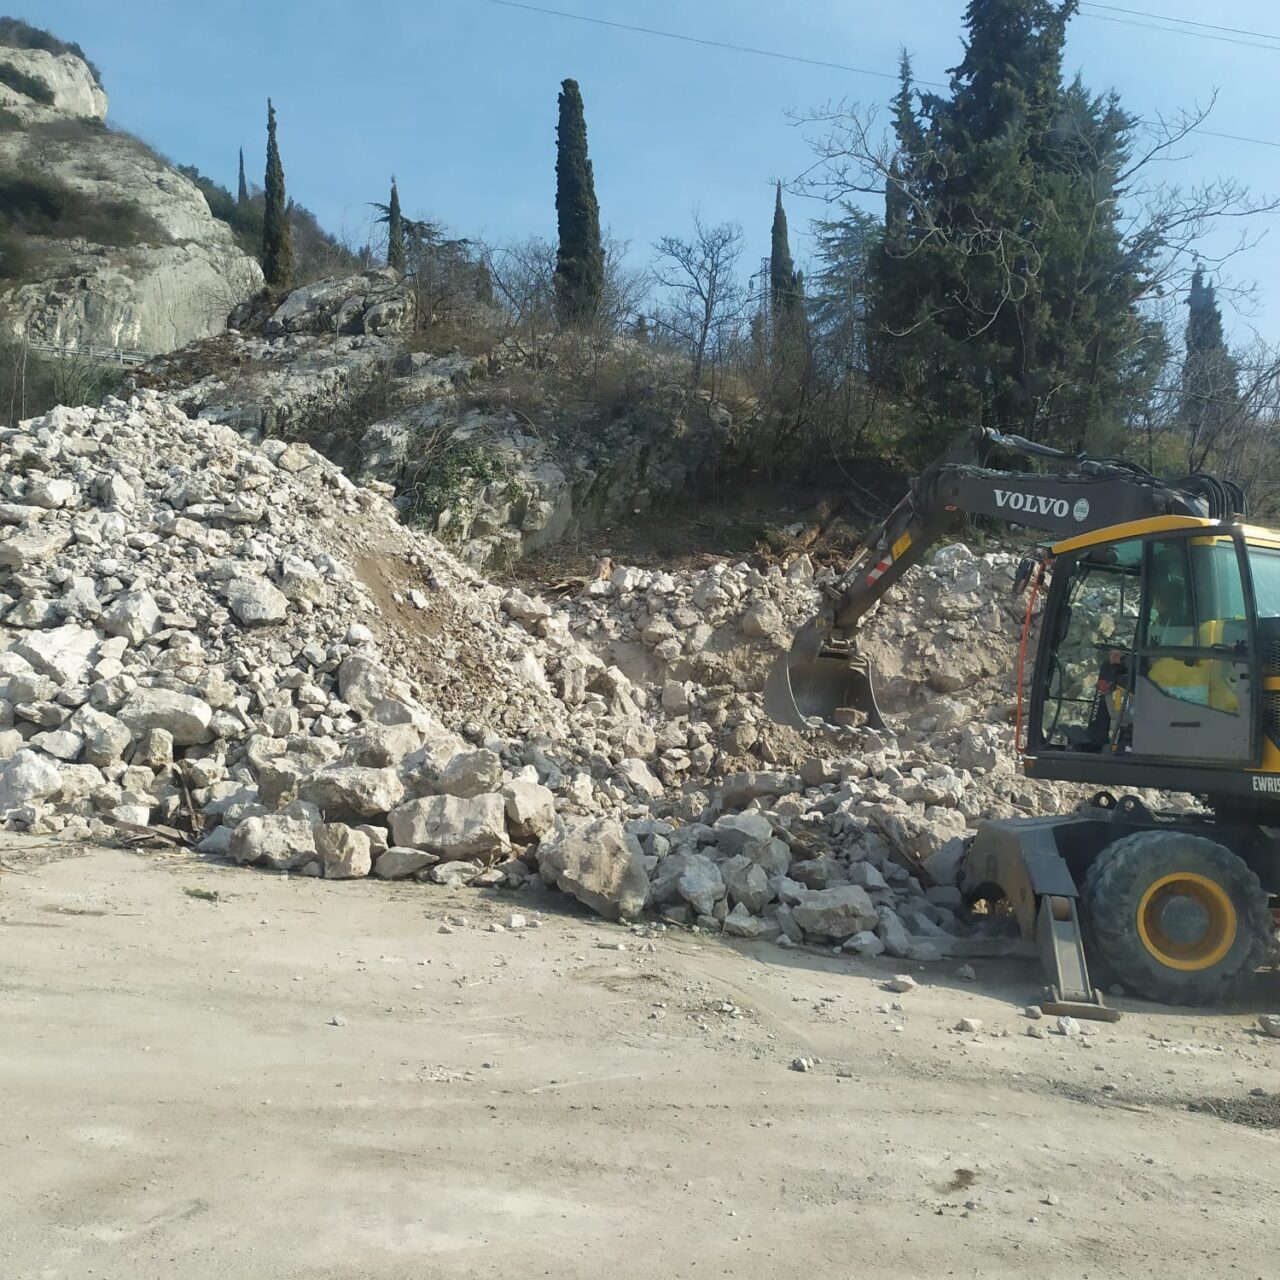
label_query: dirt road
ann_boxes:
[2,838,1278,1279]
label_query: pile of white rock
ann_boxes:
[0,391,1070,955]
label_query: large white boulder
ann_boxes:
[387,794,509,860]
[298,766,405,818]
[228,814,316,871]
[14,623,97,685]
[99,590,161,645]
[792,885,879,939]
[536,817,649,921]
[312,823,372,879]
[436,749,503,799]
[501,779,556,841]
[0,750,62,811]
[118,688,213,747]
[225,579,289,627]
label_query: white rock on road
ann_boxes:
[536,817,649,920]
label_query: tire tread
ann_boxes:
[1081,830,1270,1006]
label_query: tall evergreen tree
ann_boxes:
[770,183,796,318]
[884,49,923,236]
[1180,267,1238,467]
[386,176,405,274]
[261,98,293,290]
[237,147,248,206]
[811,206,880,385]
[869,50,926,391]
[869,0,1158,454]
[769,183,808,363]
[553,78,604,325]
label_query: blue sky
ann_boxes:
[27,0,1280,340]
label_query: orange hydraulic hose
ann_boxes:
[1014,564,1044,755]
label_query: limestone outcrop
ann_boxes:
[0,39,261,354]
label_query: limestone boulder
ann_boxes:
[225,578,289,627]
[228,814,317,871]
[387,793,509,860]
[119,688,213,747]
[298,766,405,819]
[372,846,440,880]
[436,749,503,799]
[502,779,556,841]
[535,817,649,921]
[0,750,63,811]
[313,823,373,879]
[792,885,879,939]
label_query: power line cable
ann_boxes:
[1080,3,1280,43]
[1190,128,1280,150]
[487,0,947,86]
[487,0,1280,151]
[1082,10,1280,52]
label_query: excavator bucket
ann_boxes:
[763,623,886,731]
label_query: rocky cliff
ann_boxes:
[0,36,261,355]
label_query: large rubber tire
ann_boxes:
[1081,830,1272,1006]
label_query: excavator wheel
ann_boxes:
[1081,831,1271,1006]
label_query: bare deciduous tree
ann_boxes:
[483,235,558,363]
[651,215,746,388]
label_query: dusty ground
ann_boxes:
[2,836,1279,1280]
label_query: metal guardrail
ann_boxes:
[22,339,149,368]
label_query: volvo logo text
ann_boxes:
[993,491,1070,518]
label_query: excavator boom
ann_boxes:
[765,429,1238,730]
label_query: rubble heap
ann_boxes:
[0,393,1083,958]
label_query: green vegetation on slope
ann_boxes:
[0,166,167,281]
[0,60,52,104]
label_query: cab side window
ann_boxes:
[1249,546,1280,620]
[1131,536,1252,762]
[1144,538,1247,651]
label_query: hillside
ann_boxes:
[0,23,261,354]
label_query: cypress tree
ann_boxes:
[768,183,808,371]
[869,51,922,390]
[386,176,405,274]
[237,147,248,206]
[553,78,604,326]
[1180,267,1238,466]
[770,183,796,319]
[261,98,293,290]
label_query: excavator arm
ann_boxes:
[765,428,1236,729]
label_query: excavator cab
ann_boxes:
[1025,521,1265,784]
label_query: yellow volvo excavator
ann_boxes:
[766,429,1280,1016]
